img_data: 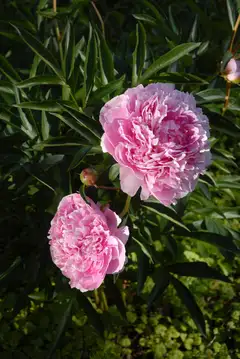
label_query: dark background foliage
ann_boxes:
[0,0,240,358]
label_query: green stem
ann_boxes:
[120,195,131,218]
[101,289,108,311]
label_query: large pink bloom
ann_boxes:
[48,193,129,292]
[100,83,211,206]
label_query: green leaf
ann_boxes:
[14,101,62,112]
[17,75,65,88]
[41,111,50,141]
[140,42,201,82]
[137,251,150,295]
[132,23,146,86]
[96,30,114,84]
[133,14,157,25]
[148,268,170,308]
[176,230,239,253]
[132,237,154,263]
[142,201,190,232]
[167,262,230,282]
[0,81,14,94]
[148,72,208,85]
[105,278,126,319]
[168,5,179,35]
[68,146,92,170]
[109,163,120,182]
[84,24,97,105]
[189,15,198,42]
[171,276,206,336]
[50,112,99,144]
[141,0,177,40]
[226,0,236,29]
[0,257,22,282]
[0,55,22,82]
[59,104,102,140]
[64,21,76,79]
[196,89,225,103]
[88,75,125,104]
[216,181,240,190]
[11,25,64,80]
[205,109,240,138]
[13,86,37,139]
[47,298,73,359]
[76,291,104,336]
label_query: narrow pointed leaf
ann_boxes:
[0,55,22,82]
[88,76,125,104]
[140,42,201,82]
[176,230,240,253]
[76,291,104,336]
[148,269,170,308]
[47,298,73,359]
[50,112,99,144]
[84,24,97,104]
[142,201,190,231]
[137,251,150,295]
[167,262,230,282]
[171,276,206,336]
[68,146,92,170]
[11,25,64,80]
[226,0,236,29]
[97,29,114,84]
[17,75,65,88]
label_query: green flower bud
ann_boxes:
[80,168,98,186]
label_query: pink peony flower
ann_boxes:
[48,193,129,292]
[223,58,240,83]
[100,83,211,206]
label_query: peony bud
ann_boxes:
[222,58,240,83]
[80,168,98,186]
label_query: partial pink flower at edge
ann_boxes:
[223,58,240,83]
[100,83,211,206]
[48,193,129,292]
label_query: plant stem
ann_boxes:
[101,289,108,311]
[53,0,57,12]
[91,1,105,39]
[229,14,240,53]
[222,81,231,115]
[120,195,131,218]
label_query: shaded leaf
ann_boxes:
[84,23,97,104]
[88,76,125,104]
[167,262,230,282]
[11,25,63,80]
[76,291,104,336]
[142,201,190,231]
[96,29,114,84]
[137,251,150,295]
[109,163,120,182]
[148,268,170,308]
[68,146,92,170]
[47,298,73,359]
[140,42,201,82]
[171,276,206,336]
[17,75,65,88]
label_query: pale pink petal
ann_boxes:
[113,226,129,245]
[120,166,142,196]
[99,83,211,205]
[48,193,129,292]
[106,238,126,274]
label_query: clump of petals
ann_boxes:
[100,83,211,205]
[48,193,129,292]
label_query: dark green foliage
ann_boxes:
[0,0,240,358]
